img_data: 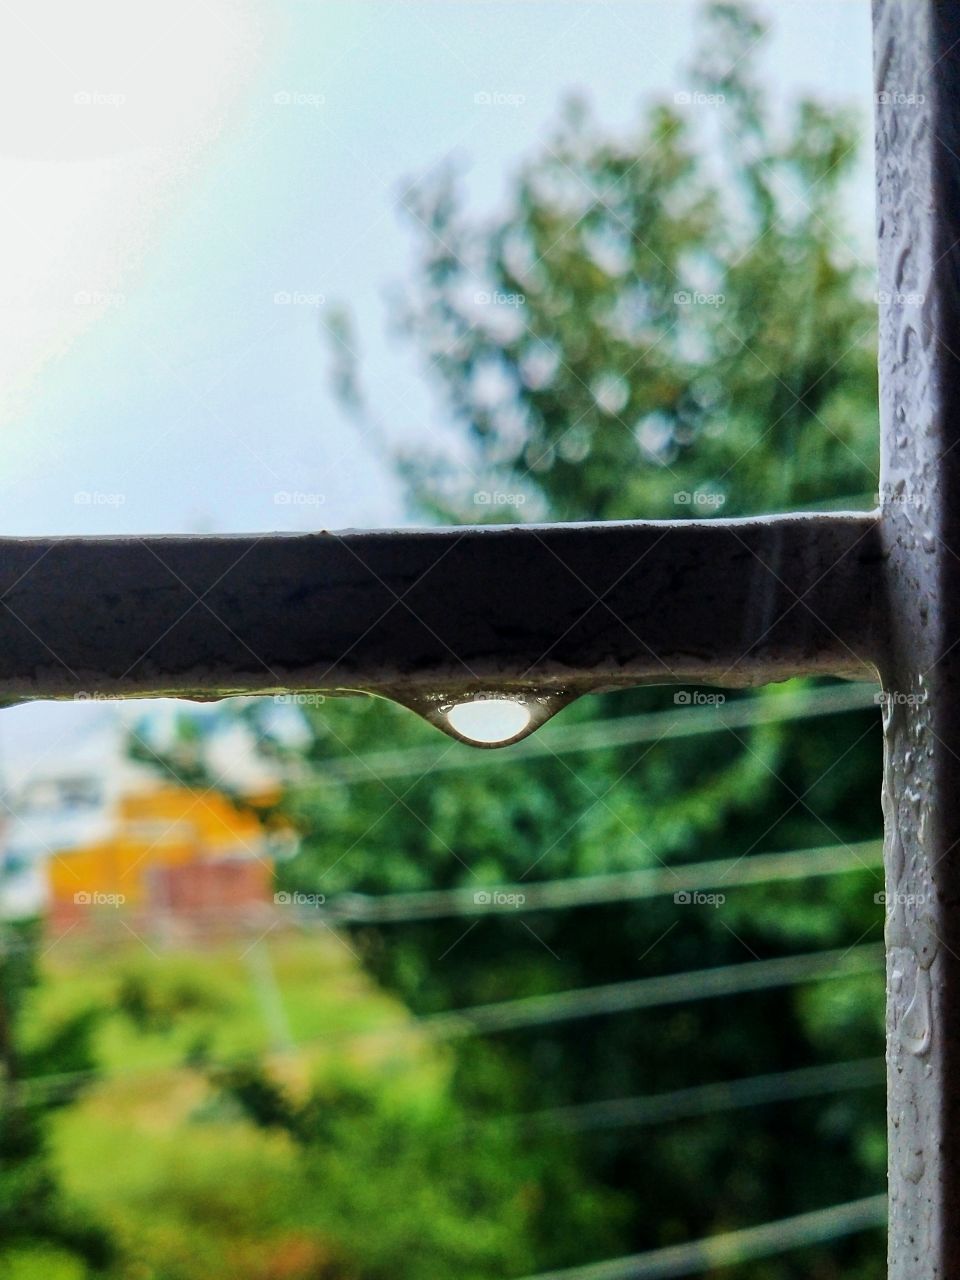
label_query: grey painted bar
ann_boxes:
[0,515,881,704]
[874,1,960,1274]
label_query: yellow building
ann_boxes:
[0,709,293,928]
[48,782,273,921]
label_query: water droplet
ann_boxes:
[900,965,934,1056]
[394,689,573,748]
[447,698,531,744]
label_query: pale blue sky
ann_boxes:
[0,0,875,767]
[0,0,874,537]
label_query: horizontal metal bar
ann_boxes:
[0,513,882,702]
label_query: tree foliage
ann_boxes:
[0,922,113,1275]
[361,1,878,525]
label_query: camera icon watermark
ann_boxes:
[474,490,526,507]
[273,291,325,306]
[274,491,326,506]
[674,690,726,706]
[673,90,725,107]
[473,289,525,307]
[74,490,126,507]
[674,290,725,307]
[674,490,726,507]
[473,91,526,107]
[875,289,925,306]
[673,889,725,908]
[74,290,126,306]
[274,891,326,908]
[273,90,326,107]
[875,690,928,708]
[876,483,922,507]
[874,890,928,907]
[875,90,926,107]
[473,889,526,909]
[74,90,126,107]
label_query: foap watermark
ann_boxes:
[473,890,526,909]
[73,692,123,703]
[474,289,525,308]
[877,482,922,508]
[74,491,125,507]
[273,693,326,707]
[674,490,725,508]
[875,90,926,107]
[874,890,929,907]
[74,890,126,907]
[875,690,929,708]
[274,290,325,306]
[674,289,725,307]
[473,91,525,107]
[474,490,526,507]
[876,289,925,307]
[74,290,125,307]
[74,90,125,107]
[274,891,326,908]
[273,90,326,107]
[274,491,325,506]
[674,90,725,106]
[674,690,726,706]
[674,890,726,908]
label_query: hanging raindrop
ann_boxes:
[446,697,532,744]
[389,688,573,749]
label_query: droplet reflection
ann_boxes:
[446,698,532,745]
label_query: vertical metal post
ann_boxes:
[874,2,960,1274]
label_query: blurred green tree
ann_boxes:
[211,1062,624,1280]
[336,2,877,525]
[0,921,113,1276]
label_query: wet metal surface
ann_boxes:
[874,2,960,1275]
[0,515,881,704]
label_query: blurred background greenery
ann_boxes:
[0,4,886,1277]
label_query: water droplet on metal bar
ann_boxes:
[391,689,573,748]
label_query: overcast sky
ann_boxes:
[0,0,875,772]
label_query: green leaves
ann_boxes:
[370,2,877,526]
